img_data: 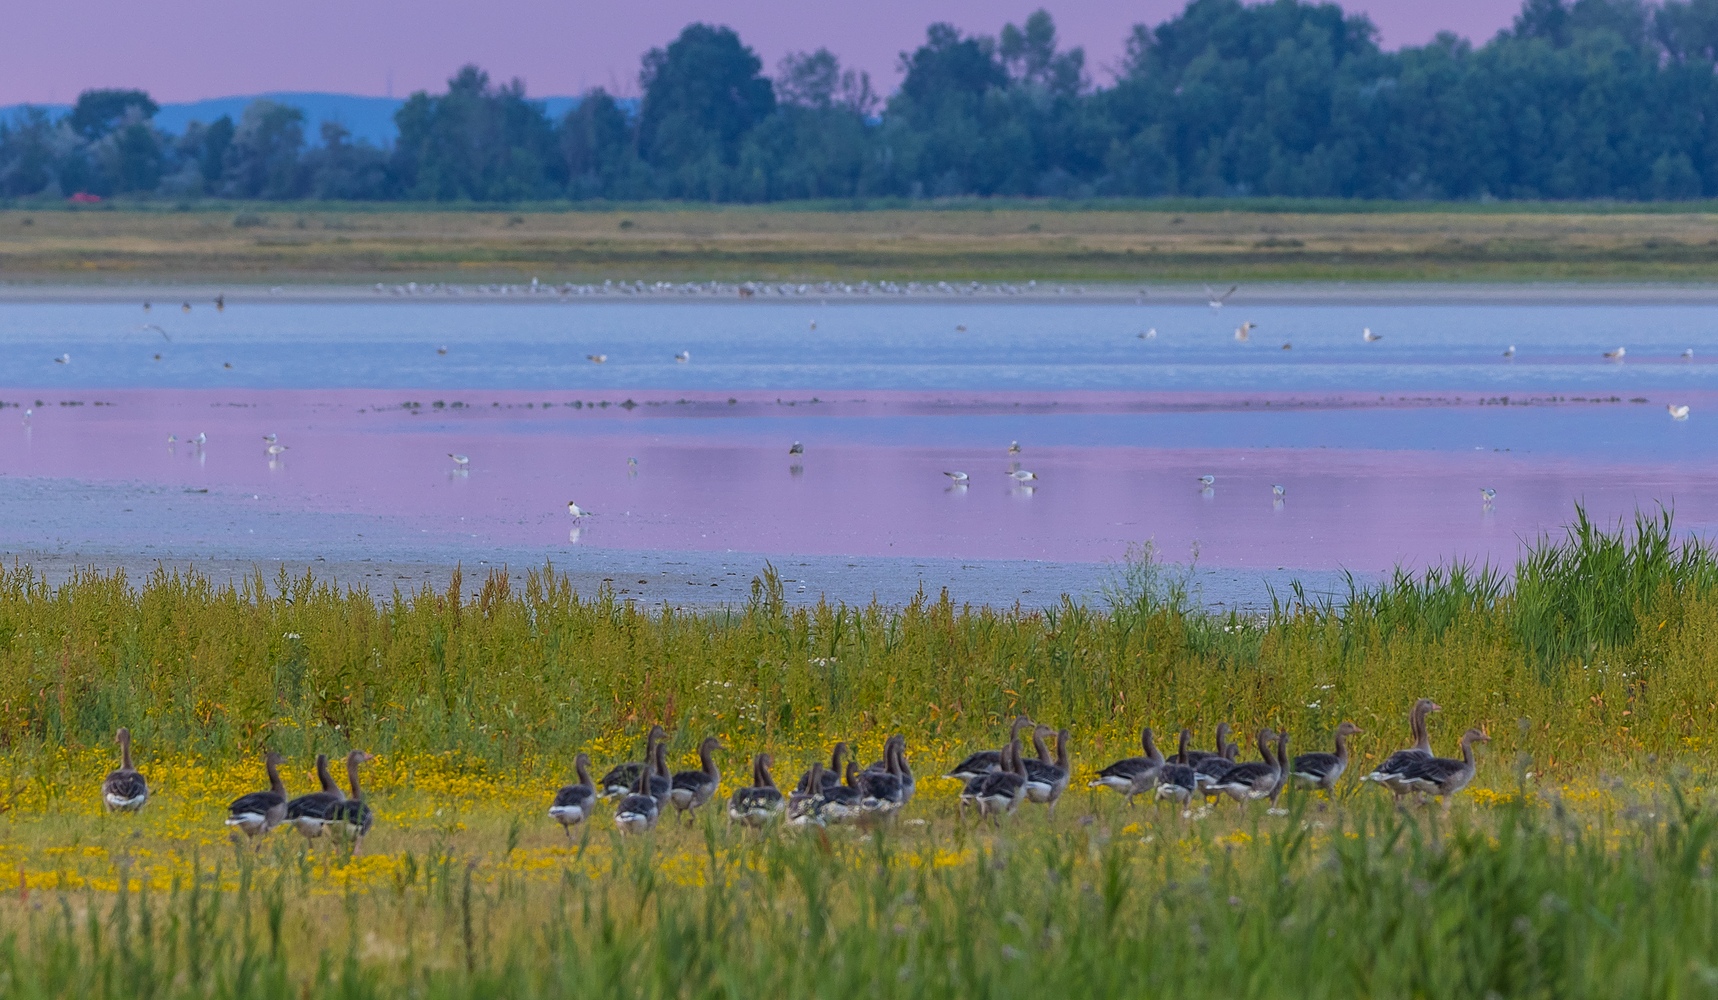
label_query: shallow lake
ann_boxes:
[1,296,1713,607]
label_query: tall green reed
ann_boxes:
[0,506,1714,770]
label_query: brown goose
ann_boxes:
[1209,728,1280,803]
[856,735,907,815]
[549,752,597,837]
[787,760,826,826]
[1023,726,1071,815]
[225,750,287,837]
[728,753,785,827]
[1181,722,1233,767]
[1125,729,1174,804]
[615,759,659,838]
[971,732,1029,825]
[1291,722,1362,793]
[945,716,1034,781]
[600,725,666,798]
[892,738,916,804]
[329,751,376,851]
[102,728,149,813]
[1091,725,1164,796]
[1397,729,1489,806]
[796,742,847,794]
[285,753,345,838]
[669,737,722,820]
[1362,699,1439,796]
[1266,731,1292,809]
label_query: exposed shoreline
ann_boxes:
[7,279,1718,306]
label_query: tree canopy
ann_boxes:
[6,0,1718,203]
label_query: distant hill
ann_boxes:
[0,92,587,148]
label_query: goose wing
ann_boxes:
[1292,751,1340,780]
[1193,756,1236,786]
[1212,761,1273,792]
[1369,748,1430,778]
[333,799,374,835]
[1398,756,1463,788]
[552,784,595,810]
[599,762,645,796]
[227,790,285,817]
[945,750,1002,779]
[285,791,343,823]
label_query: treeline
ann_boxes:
[7,0,1718,203]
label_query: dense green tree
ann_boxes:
[557,89,643,198]
[637,24,775,197]
[392,65,560,201]
[219,100,306,199]
[6,0,1718,204]
[67,89,158,141]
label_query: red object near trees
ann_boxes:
[67,192,103,204]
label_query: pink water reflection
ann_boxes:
[2,388,1713,573]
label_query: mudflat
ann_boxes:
[5,205,1718,283]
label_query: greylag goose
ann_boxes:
[1154,761,1199,805]
[796,742,847,794]
[945,717,1034,780]
[330,751,376,850]
[600,725,666,798]
[728,753,785,827]
[548,752,597,837]
[225,750,287,838]
[971,735,1029,825]
[856,735,907,814]
[816,760,866,825]
[1397,729,1489,806]
[1266,731,1291,809]
[1125,730,1174,804]
[1192,742,1240,800]
[1291,722,1361,793]
[893,738,916,804]
[1024,726,1071,815]
[1181,722,1232,767]
[787,761,826,827]
[1209,728,1280,804]
[1093,726,1164,796]
[1362,699,1440,797]
[285,753,345,838]
[614,754,664,834]
[102,728,149,812]
[669,737,722,820]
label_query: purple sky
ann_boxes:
[1,1,1520,105]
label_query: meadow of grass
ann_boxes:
[10,205,1718,283]
[2,507,1718,997]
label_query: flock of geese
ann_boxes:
[551,697,1486,833]
[95,698,1482,848]
[100,729,378,850]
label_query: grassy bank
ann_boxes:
[2,509,1718,995]
[2,510,1714,776]
[6,205,1718,283]
[3,790,1716,1000]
